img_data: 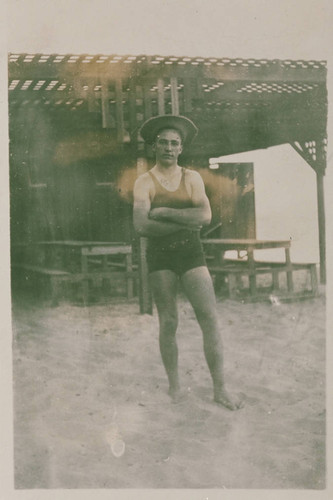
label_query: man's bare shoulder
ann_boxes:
[134,171,154,189]
[133,171,155,201]
[184,168,204,186]
[184,168,202,178]
[135,171,152,183]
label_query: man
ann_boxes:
[133,115,242,410]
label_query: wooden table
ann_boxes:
[201,238,317,300]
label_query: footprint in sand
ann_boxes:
[106,421,125,458]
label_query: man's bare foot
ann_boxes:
[214,389,244,410]
[168,388,188,404]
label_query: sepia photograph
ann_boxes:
[2,0,332,498]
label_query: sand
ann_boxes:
[12,291,326,490]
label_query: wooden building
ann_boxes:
[8,53,327,305]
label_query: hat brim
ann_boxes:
[139,115,198,145]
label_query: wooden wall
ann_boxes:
[9,103,136,248]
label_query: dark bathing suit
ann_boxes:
[146,167,206,275]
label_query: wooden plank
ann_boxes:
[202,238,291,249]
[11,263,70,275]
[208,263,317,274]
[81,245,132,256]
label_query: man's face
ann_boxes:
[153,129,183,166]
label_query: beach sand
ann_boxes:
[12,291,326,489]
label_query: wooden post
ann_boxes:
[115,78,124,143]
[247,248,257,297]
[87,79,98,113]
[81,250,89,305]
[125,252,134,299]
[136,157,153,314]
[310,264,319,296]
[183,77,193,113]
[143,83,152,120]
[101,79,111,128]
[316,170,326,284]
[292,139,326,285]
[157,78,165,115]
[170,77,179,115]
[128,79,137,146]
[272,270,280,292]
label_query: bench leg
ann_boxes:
[82,280,90,306]
[227,273,238,300]
[50,276,62,307]
[102,277,111,295]
[272,270,280,292]
[249,273,257,297]
[214,272,226,292]
[309,264,319,296]
[285,248,294,292]
[286,270,294,292]
[126,254,134,299]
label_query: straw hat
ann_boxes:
[140,115,198,145]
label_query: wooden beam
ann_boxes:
[316,171,326,284]
[9,57,327,85]
[291,142,316,171]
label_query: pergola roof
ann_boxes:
[8,53,327,162]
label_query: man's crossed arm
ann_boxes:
[133,170,211,237]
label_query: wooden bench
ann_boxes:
[11,263,138,305]
[208,259,318,301]
[11,263,71,306]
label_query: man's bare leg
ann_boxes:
[150,270,184,402]
[181,266,243,410]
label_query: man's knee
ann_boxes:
[194,306,217,326]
